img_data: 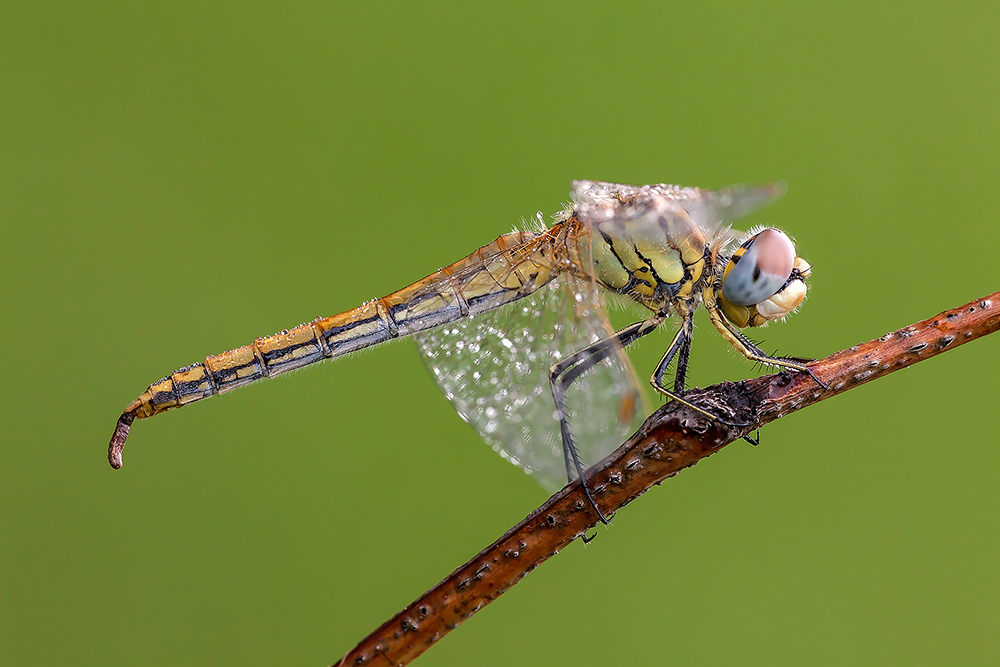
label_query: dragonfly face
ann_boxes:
[717,228,811,329]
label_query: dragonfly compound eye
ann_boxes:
[721,228,796,307]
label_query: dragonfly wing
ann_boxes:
[571,180,785,247]
[413,273,645,493]
[689,182,786,229]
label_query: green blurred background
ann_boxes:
[4,2,999,665]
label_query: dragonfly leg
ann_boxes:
[649,310,752,429]
[652,309,695,394]
[704,297,829,391]
[549,317,663,524]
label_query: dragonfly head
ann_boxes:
[717,228,810,328]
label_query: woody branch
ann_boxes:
[337,290,1000,667]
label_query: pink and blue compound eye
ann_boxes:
[721,228,796,307]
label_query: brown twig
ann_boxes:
[335,291,1000,667]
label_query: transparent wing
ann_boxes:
[413,273,645,493]
[686,182,786,233]
[571,180,785,246]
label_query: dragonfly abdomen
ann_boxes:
[124,320,339,420]
[113,230,553,462]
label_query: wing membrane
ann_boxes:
[572,180,784,249]
[413,272,644,493]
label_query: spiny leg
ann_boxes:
[723,327,823,445]
[549,317,662,525]
[660,316,760,446]
[652,309,694,394]
[712,308,829,390]
[649,312,750,428]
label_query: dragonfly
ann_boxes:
[108,180,817,522]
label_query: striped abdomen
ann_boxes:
[112,227,564,463]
